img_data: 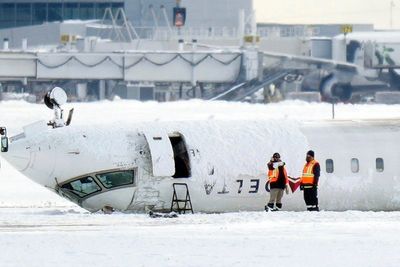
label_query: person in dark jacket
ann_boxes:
[266,152,289,211]
[300,150,320,211]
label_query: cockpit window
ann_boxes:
[96,170,135,189]
[61,176,101,197]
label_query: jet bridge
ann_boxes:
[0,51,244,84]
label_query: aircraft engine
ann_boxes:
[320,75,353,102]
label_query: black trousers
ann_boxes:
[303,186,318,210]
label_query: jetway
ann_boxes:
[0,51,243,84]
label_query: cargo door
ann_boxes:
[143,129,175,177]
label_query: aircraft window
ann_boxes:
[96,170,135,189]
[351,158,359,173]
[376,158,384,172]
[326,159,334,173]
[61,177,101,197]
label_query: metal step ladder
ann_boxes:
[170,183,194,214]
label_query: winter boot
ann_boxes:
[307,205,319,212]
[265,203,274,212]
[275,203,282,211]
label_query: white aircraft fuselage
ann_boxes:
[1,118,399,212]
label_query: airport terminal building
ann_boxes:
[0,1,390,104]
[0,0,253,29]
[0,0,255,102]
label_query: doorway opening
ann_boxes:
[169,134,191,178]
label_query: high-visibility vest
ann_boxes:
[268,166,288,184]
[301,160,318,185]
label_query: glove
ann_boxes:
[272,161,285,169]
[285,184,290,194]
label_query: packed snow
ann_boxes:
[1,208,400,267]
[1,99,400,267]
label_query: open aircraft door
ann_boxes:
[143,129,175,177]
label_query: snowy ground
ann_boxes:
[1,208,400,267]
[1,99,400,266]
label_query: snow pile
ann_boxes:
[2,99,400,135]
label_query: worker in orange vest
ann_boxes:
[266,152,290,211]
[300,150,320,211]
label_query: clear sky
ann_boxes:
[254,0,399,29]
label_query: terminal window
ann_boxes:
[0,4,15,28]
[64,3,79,20]
[33,3,46,24]
[16,3,31,26]
[48,3,62,22]
[80,3,95,20]
[0,2,125,29]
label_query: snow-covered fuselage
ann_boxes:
[1,118,400,212]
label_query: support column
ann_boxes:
[238,9,245,47]
[76,83,87,101]
[99,80,106,100]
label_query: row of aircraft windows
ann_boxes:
[325,158,384,174]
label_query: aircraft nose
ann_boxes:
[2,139,31,171]
[2,134,58,187]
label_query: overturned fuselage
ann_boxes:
[1,117,400,212]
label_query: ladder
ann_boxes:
[170,183,194,214]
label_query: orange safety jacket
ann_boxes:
[268,166,288,184]
[301,160,318,185]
